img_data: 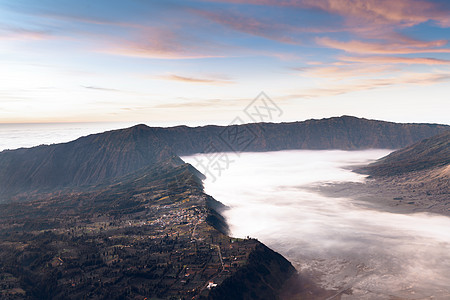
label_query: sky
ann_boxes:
[0,0,449,125]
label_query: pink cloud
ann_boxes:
[97,25,229,59]
[285,72,450,99]
[101,47,225,60]
[201,0,450,28]
[192,8,360,44]
[302,0,448,27]
[156,74,234,85]
[317,37,450,54]
[0,26,53,41]
[340,56,450,65]
[296,64,395,80]
[191,9,299,43]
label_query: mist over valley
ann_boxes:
[184,150,450,299]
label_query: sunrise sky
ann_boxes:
[1,0,449,125]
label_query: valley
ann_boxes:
[0,117,448,299]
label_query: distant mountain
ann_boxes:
[362,130,450,176]
[152,115,449,154]
[1,116,448,202]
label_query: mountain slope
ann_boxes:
[363,130,450,176]
[0,124,176,201]
[0,154,296,299]
[348,131,449,215]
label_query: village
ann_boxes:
[0,164,260,299]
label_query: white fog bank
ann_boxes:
[183,150,450,299]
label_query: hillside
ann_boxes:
[0,157,296,299]
[1,116,448,202]
[346,130,450,215]
[361,130,450,176]
[0,125,176,201]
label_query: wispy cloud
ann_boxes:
[285,72,450,99]
[201,0,450,28]
[2,4,230,60]
[295,65,396,80]
[340,56,450,65]
[81,86,121,92]
[303,0,450,27]
[0,25,53,41]
[154,98,246,109]
[191,9,299,44]
[102,47,225,60]
[96,25,230,60]
[317,37,450,54]
[156,74,234,85]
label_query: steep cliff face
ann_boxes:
[208,243,296,300]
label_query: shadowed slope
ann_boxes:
[0,124,176,201]
[362,130,450,176]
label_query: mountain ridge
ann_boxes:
[150,115,450,154]
[1,116,449,203]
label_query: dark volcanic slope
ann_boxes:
[363,130,450,176]
[0,155,296,299]
[0,125,175,200]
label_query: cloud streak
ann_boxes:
[156,74,234,85]
[191,9,299,44]
[2,4,230,60]
[340,55,450,65]
[81,86,121,92]
[317,37,450,54]
[286,72,450,99]
[296,64,395,80]
[96,25,231,60]
[0,25,53,41]
[201,0,450,28]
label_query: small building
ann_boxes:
[206,281,217,289]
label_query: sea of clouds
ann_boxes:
[184,150,450,299]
